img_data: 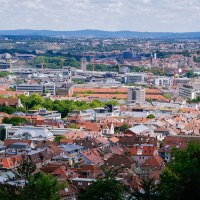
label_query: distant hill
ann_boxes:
[0,29,200,39]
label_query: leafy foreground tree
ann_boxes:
[159,141,200,200]
[21,172,64,200]
[130,178,159,200]
[0,157,64,200]
[13,156,36,185]
[79,166,127,200]
[79,178,126,200]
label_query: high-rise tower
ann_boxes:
[81,57,87,72]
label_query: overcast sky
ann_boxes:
[0,0,200,32]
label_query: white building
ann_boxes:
[153,77,173,87]
[8,127,54,141]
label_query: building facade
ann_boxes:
[15,84,56,95]
[128,87,146,103]
[179,83,200,100]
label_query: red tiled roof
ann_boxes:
[0,98,18,106]
[130,145,156,156]
[81,149,103,165]
[4,139,32,147]
[141,154,164,168]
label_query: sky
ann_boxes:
[0,0,200,32]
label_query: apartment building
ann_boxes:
[15,84,56,95]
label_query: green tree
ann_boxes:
[118,124,131,132]
[0,72,10,77]
[147,114,155,119]
[1,157,64,200]
[54,135,66,143]
[2,117,29,126]
[0,106,15,114]
[69,123,80,129]
[186,70,198,78]
[0,128,6,141]
[131,178,158,200]
[159,141,200,200]
[163,93,172,99]
[13,156,36,186]
[105,100,120,106]
[79,166,127,200]
[79,178,126,200]
[191,96,200,103]
[21,172,64,200]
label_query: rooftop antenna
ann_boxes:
[40,63,45,73]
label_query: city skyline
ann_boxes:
[0,0,200,32]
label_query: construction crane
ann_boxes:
[162,65,165,74]
[173,71,177,89]
[60,58,68,69]
[60,58,68,75]
[148,53,153,87]
[40,62,45,73]
[90,56,95,72]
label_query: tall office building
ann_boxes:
[128,87,146,103]
[154,53,157,59]
[81,57,87,72]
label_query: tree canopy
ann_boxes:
[158,141,200,200]
[21,172,64,200]
[19,94,120,118]
[0,157,64,200]
[79,166,127,200]
[147,114,155,119]
[2,117,29,126]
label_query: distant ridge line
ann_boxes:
[0,29,200,38]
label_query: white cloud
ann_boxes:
[0,0,199,31]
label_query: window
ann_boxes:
[78,182,82,186]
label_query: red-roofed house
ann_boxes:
[80,149,104,166]
[140,154,164,180]
[130,145,157,165]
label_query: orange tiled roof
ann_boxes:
[109,137,119,144]
[74,87,128,93]
[146,88,162,94]
[0,154,23,169]
[76,93,127,99]
[145,95,169,102]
